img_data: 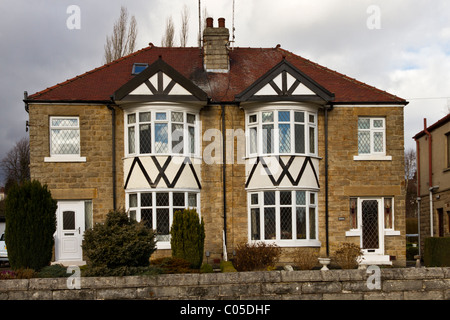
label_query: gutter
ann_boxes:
[221,104,227,259]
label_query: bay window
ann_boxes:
[126,109,198,156]
[248,190,319,246]
[247,109,317,156]
[127,191,200,248]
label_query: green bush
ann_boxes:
[38,264,69,278]
[150,257,192,274]
[406,245,419,261]
[82,209,156,269]
[233,242,281,271]
[82,265,162,277]
[220,260,237,272]
[4,180,57,271]
[170,209,205,269]
[200,263,214,273]
[424,237,450,267]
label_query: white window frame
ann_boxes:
[247,190,320,247]
[45,116,86,162]
[126,190,200,249]
[125,107,200,158]
[245,108,318,158]
[354,117,391,161]
[345,197,400,237]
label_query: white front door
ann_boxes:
[55,201,85,262]
[359,198,384,256]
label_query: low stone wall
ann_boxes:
[0,267,449,300]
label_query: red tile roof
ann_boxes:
[27,45,407,104]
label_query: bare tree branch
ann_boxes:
[180,5,190,47]
[103,6,138,64]
[0,137,30,189]
[162,16,175,47]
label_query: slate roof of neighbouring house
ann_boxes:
[26,44,407,105]
[413,113,450,140]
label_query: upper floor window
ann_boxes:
[446,132,450,169]
[358,117,386,155]
[247,109,317,157]
[45,116,85,162]
[126,110,198,157]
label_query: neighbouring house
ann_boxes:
[25,18,408,266]
[413,114,450,254]
[0,187,5,235]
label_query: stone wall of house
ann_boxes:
[1,267,448,300]
[28,104,125,223]
[322,106,406,265]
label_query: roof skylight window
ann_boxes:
[132,63,148,75]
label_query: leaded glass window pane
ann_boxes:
[51,129,80,155]
[52,118,78,127]
[296,207,306,239]
[187,113,196,124]
[156,112,166,120]
[173,192,185,207]
[264,207,276,240]
[141,193,152,207]
[309,207,316,239]
[358,131,370,154]
[250,193,258,205]
[358,118,370,129]
[295,124,305,154]
[251,208,260,240]
[139,124,151,154]
[278,111,290,122]
[129,193,137,207]
[373,132,384,152]
[309,126,315,154]
[155,123,168,153]
[63,211,75,230]
[156,208,170,241]
[373,119,384,128]
[172,123,184,154]
[262,111,273,123]
[249,114,257,123]
[279,124,291,153]
[127,113,136,124]
[188,193,197,207]
[280,191,291,205]
[188,126,195,153]
[262,124,273,154]
[139,112,151,122]
[156,192,169,206]
[296,191,306,205]
[171,111,183,122]
[141,209,152,229]
[250,127,258,154]
[295,112,304,123]
[264,191,275,205]
[128,126,135,154]
[280,207,292,239]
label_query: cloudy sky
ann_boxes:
[1,0,449,184]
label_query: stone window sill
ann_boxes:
[353,155,392,161]
[44,156,86,163]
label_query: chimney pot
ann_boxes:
[206,17,213,28]
[218,18,225,28]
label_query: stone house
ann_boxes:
[413,114,450,253]
[25,18,408,266]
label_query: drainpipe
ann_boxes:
[107,104,117,211]
[221,104,227,259]
[324,104,333,257]
[415,138,421,255]
[423,118,434,237]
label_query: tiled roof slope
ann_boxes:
[27,45,407,104]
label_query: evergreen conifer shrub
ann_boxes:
[170,208,205,269]
[82,209,156,269]
[4,180,57,271]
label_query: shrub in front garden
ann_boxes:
[170,208,205,269]
[333,242,362,269]
[233,242,281,271]
[4,180,57,271]
[82,209,156,270]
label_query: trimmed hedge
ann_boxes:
[424,237,450,267]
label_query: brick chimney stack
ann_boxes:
[203,17,230,73]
